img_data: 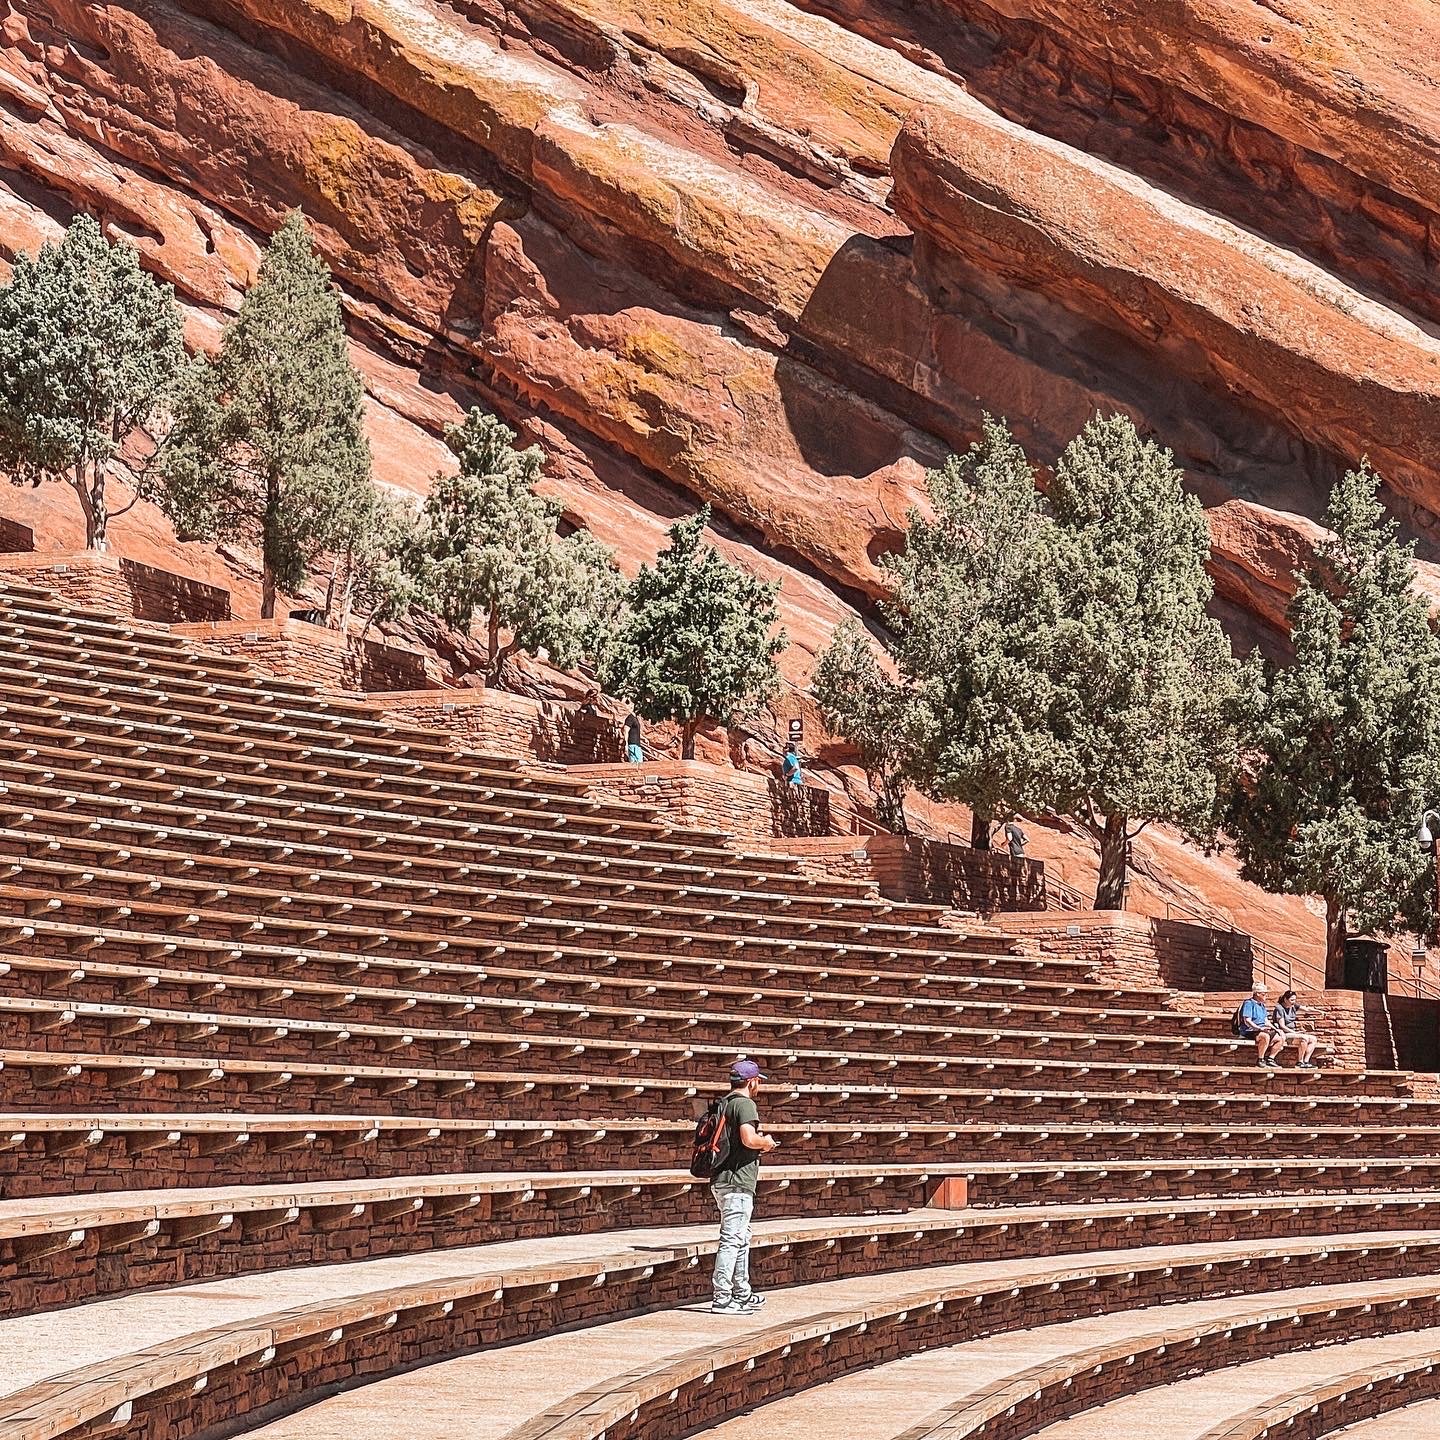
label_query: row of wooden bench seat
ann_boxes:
[0,823,963,955]
[4,1178,1439,1318]
[0,738,945,929]
[0,874,1025,986]
[6,1110,1440,1198]
[877,1282,1440,1440]
[0,637,570,776]
[0,985,1318,1082]
[0,696,704,842]
[508,1275,1440,1440]
[1200,1350,1440,1440]
[0,945,1234,1045]
[0,793,923,929]
[0,751,893,907]
[6,1229,1437,1440]
[0,996,1393,1105]
[0,648,573,794]
[0,1044,1423,1129]
[7,917,1109,1019]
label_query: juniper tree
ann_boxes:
[157,212,373,617]
[408,408,624,682]
[327,487,421,633]
[1045,414,1253,909]
[602,505,786,759]
[0,214,185,550]
[1227,463,1440,985]
[813,621,916,832]
[881,415,1066,850]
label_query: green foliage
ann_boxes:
[837,412,1249,906]
[157,212,373,616]
[407,408,624,680]
[881,415,1067,844]
[812,621,916,831]
[1043,414,1254,905]
[602,505,786,758]
[0,213,185,549]
[1227,461,1440,979]
[329,486,422,632]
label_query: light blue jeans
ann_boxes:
[711,1182,754,1304]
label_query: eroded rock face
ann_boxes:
[3,0,1440,959]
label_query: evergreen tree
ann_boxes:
[157,212,373,617]
[813,621,916,832]
[602,505,786,759]
[327,487,421,633]
[408,408,624,681]
[0,214,184,550]
[1045,414,1252,908]
[881,416,1066,850]
[1228,462,1440,985]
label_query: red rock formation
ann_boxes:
[4,0,1440,967]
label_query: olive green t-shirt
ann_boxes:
[712,1092,762,1193]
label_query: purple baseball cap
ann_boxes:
[730,1059,766,1081]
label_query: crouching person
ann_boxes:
[711,1059,779,1314]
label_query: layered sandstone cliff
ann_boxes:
[2,0,1438,959]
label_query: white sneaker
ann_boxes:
[737,1294,766,1311]
[709,1300,742,1314]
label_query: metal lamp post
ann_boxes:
[1417,811,1440,997]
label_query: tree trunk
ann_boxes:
[970,812,991,850]
[74,466,106,552]
[681,718,698,760]
[1093,813,1129,910]
[324,562,340,627]
[261,473,279,619]
[1324,894,1348,989]
[486,606,502,682]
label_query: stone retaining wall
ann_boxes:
[0,518,34,553]
[1004,910,1255,992]
[175,619,429,694]
[378,689,621,764]
[0,551,230,623]
[575,762,836,840]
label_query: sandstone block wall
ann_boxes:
[379,690,623,764]
[0,552,231,624]
[769,834,1046,913]
[0,519,35,554]
[175,619,429,693]
[574,762,837,840]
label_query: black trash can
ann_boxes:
[1342,937,1389,993]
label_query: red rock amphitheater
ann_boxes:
[8,0,1440,1434]
[0,564,1439,1437]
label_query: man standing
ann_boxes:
[624,711,643,764]
[710,1058,779,1314]
[1003,818,1028,859]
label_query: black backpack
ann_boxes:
[689,1097,733,1179]
[1230,1003,1246,1037]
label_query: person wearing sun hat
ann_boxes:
[709,1058,780,1314]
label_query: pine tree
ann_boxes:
[602,506,786,759]
[1045,414,1253,908]
[408,408,624,682]
[812,621,916,832]
[882,415,1066,849]
[1228,462,1440,985]
[157,212,373,617]
[0,214,185,550]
